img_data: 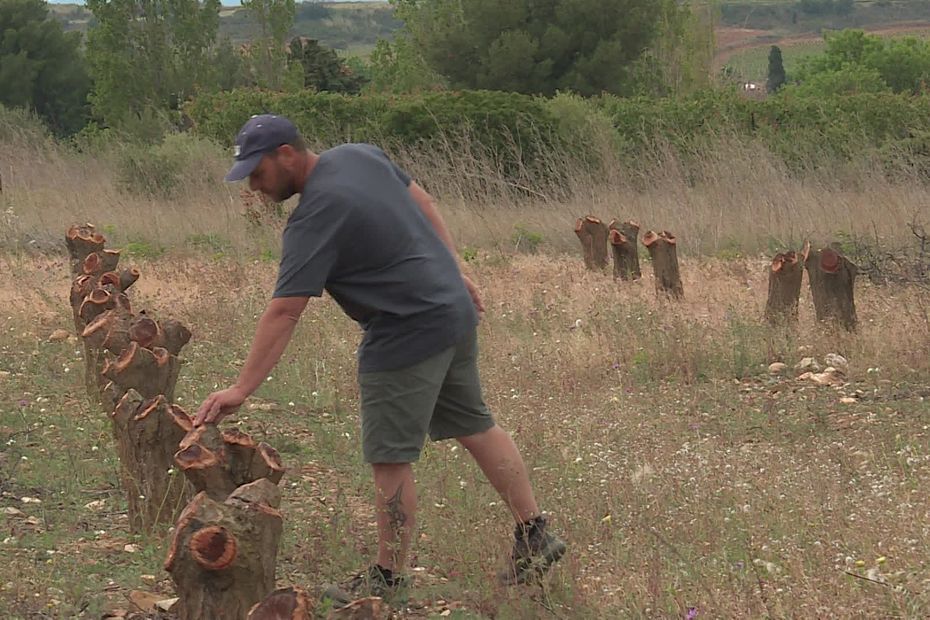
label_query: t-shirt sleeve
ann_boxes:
[389,159,412,187]
[361,143,411,187]
[273,196,345,298]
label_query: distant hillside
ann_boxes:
[48,1,400,55]
[719,0,930,33]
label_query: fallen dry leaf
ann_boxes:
[128,590,161,612]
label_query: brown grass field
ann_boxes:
[2,123,930,618]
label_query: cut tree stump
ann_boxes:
[608,219,641,281]
[765,250,804,325]
[804,242,858,331]
[165,479,284,620]
[642,230,684,299]
[102,341,181,402]
[112,391,194,533]
[64,223,195,532]
[66,224,106,276]
[574,216,609,271]
[175,425,285,502]
[248,587,313,620]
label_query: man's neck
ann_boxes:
[297,150,320,189]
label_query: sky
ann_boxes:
[47,0,383,5]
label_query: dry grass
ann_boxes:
[1,246,930,618]
[2,120,928,260]
[2,128,930,617]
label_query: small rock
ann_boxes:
[795,357,821,372]
[20,497,41,504]
[768,362,788,375]
[155,598,179,612]
[47,329,70,343]
[84,499,106,511]
[825,353,849,373]
[123,544,140,553]
[3,507,25,517]
[140,574,156,585]
[840,397,857,404]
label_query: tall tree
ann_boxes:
[368,35,444,94]
[392,0,667,96]
[767,45,786,93]
[630,0,716,96]
[85,0,222,128]
[0,0,91,135]
[241,0,295,90]
[287,38,367,94]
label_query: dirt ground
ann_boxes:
[714,20,930,68]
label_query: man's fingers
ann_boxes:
[194,397,217,427]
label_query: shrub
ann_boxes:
[115,132,225,198]
[511,225,543,254]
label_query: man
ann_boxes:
[194,114,565,606]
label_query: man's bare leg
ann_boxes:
[457,425,539,523]
[371,463,417,572]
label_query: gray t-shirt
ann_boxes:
[273,143,478,373]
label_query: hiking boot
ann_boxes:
[498,515,567,585]
[319,564,410,610]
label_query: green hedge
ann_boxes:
[593,90,930,169]
[184,88,562,175]
[186,87,930,181]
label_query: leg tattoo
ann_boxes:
[386,483,407,537]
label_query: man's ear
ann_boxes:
[276,144,297,160]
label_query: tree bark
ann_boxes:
[642,231,684,299]
[608,219,641,281]
[804,243,858,331]
[765,250,804,325]
[574,215,609,271]
[175,425,285,502]
[248,587,313,620]
[102,341,180,401]
[111,390,194,533]
[165,480,284,620]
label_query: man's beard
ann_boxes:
[266,178,299,203]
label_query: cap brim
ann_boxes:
[224,152,264,182]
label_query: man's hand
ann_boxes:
[194,386,248,427]
[463,275,485,316]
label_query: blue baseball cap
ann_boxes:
[224,114,300,182]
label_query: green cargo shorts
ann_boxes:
[358,329,496,464]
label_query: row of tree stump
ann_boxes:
[765,242,858,331]
[65,225,316,619]
[575,216,858,331]
[575,216,684,299]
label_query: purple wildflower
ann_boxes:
[686,608,698,620]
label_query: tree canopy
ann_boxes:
[391,0,672,97]
[0,0,91,135]
[85,0,223,128]
[790,30,930,96]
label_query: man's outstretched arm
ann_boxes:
[408,181,485,314]
[194,295,309,426]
